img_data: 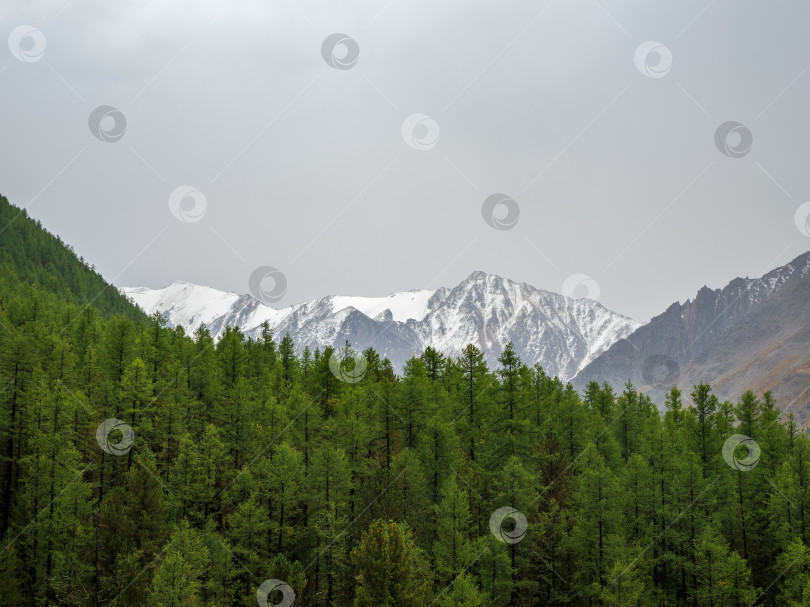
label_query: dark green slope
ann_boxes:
[0,194,144,321]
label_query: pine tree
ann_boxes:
[267,443,303,553]
[0,332,33,539]
[774,537,810,606]
[98,452,168,605]
[307,445,351,604]
[690,382,718,469]
[432,477,474,586]
[693,525,758,607]
[228,495,269,597]
[149,520,210,606]
[457,344,489,463]
[352,519,429,607]
[421,346,445,383]
[278,333,298,388]
[435,572,486,607]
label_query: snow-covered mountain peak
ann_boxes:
[121,273,640,379]
[122,281,244,330]
[330,289,434,323]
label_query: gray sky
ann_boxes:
[3,0,810,322]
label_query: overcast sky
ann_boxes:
[3,0,810,322]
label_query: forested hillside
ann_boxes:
[0,195,144,321]
[2,202,810,606]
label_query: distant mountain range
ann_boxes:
[123,252,810,422]
[121,272,640,379]
[573,251,810,423]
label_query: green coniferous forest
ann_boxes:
[2,194,810,606]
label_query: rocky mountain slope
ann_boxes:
[574,251,810,422]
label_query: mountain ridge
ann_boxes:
[121,271,640,379]
[124,252,810,421]
[573,250,810,422]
